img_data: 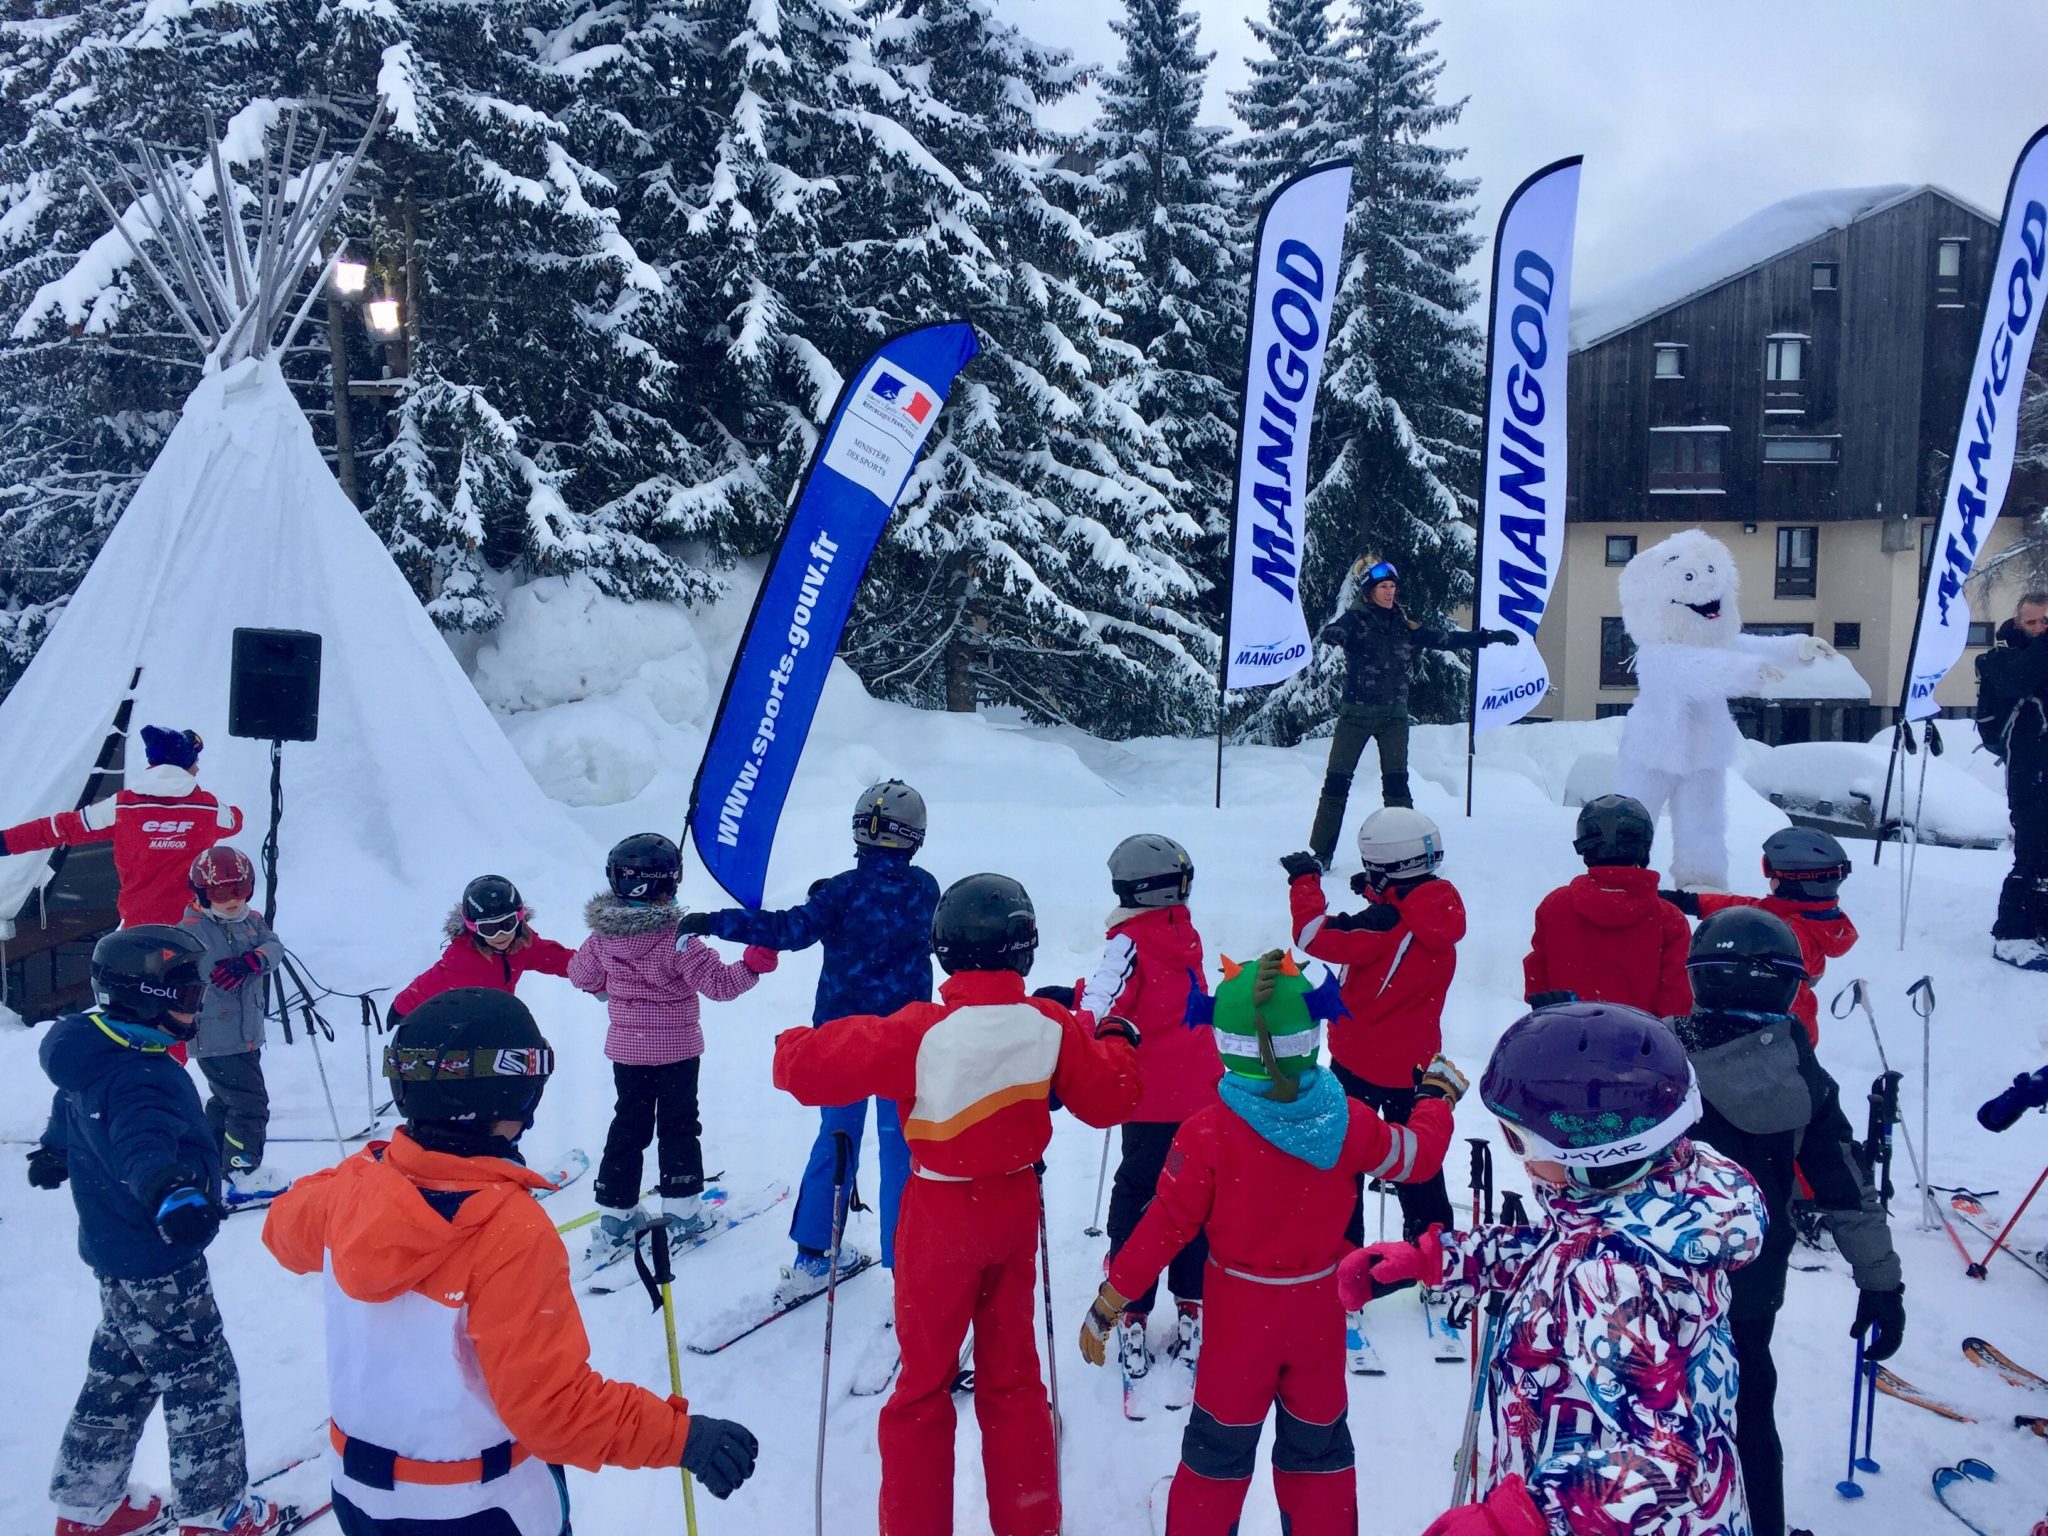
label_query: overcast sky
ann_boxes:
[1016,0,2048,304]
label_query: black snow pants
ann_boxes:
[198,1049,270,1171]
[1729,1232,1792,1536]
[1996,742,2048,940]
[595,1058,704,1210]
[1105,1120,1207,1313]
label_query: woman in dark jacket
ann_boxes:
[1307,560,1517,867]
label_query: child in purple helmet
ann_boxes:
[1339,1002,1766,1536]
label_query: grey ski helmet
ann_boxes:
[1760,827,1851,901]
[1573,795,1654,868]
[853,780,927,850]
[1109,833,1193,908]
[1356,808,1444,891]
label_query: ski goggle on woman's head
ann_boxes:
[1364,561,1398,585]
[468,908,527,939]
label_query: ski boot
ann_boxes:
[583,1208,640,1268]
[659,1193,715,1243]
[224,1162,289,1203]
[179,1490,280,1535]
[1994,938,2048,971]
[1116,1311,1152,1379]
[1163,1300,1201,1409]
[55,1491,161,1536]
[775,1245,864,1307]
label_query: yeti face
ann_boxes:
[1617,528,1744,649]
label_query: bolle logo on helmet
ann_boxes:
[141,819,197,834]
[138,979,181,1000]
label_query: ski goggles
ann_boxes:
[1492,1073,1702,1167]
[467,908,527,939]
[1364,561,1399,584]
[854,810,926,848]
[385,1043,557,1084]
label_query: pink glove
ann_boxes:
[1419,1475,1545,1536]
[1337,1223,1445,1310]
[742,945,779,974]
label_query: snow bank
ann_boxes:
[472,573,710,716]
[1743,739,2008,846]
[1758,651,1870,701]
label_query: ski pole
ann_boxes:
[1837,1336,1868,1497]
[814,1131,853,1536]
[1449,1292,1503,1507]
[1858,1352,1880,1473]
[633,1223,699,1535]
[1036,1165,1064,1477]
[1083,1129,1110,1238]
[1909,977,1935,1229]
[1968,1162,2048,1279]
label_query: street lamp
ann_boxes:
[332,255,368,295]
[366,297,402,337]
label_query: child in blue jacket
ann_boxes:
[677,780,938,1287]
[30,927,278,1536]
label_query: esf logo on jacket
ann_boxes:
[141,819,198,835]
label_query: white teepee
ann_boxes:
[0,105,586,981]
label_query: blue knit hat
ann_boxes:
[141,725,202,770]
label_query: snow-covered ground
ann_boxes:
[5,575,2048,1535]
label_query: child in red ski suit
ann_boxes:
[1663,827,1857,1046]
[0,724,242,927]
[1523,794,1691,1016]
[1082,949,1462,1536]
[772,873,1141,1536]
[1284,807,1461,1241]
[1085,833,1219,1378]
[389,875,573,1026]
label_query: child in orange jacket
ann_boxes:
[772,874,1141,1536]
[1663,827,1856,1046]
[264,988,759,1533]
[1523,795,1692,1017]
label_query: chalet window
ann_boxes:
[1833,622,1861,650]
[1775,526,1818,600]
[1762,436,1839,463]
[1812,262,1838,291]
[1654,344,1685,379]
[1937,239,1966,303]
[1600,617,1635,688]
[1605,535,1637,566]
[1595,703,1631,720]
[1968,621,1994,648]
[1648,428,1726,492]
[1764,335,1807,415]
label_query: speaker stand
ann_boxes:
[260,737,284,925]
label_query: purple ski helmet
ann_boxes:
[1479,1001,1699,1169]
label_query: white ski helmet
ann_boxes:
[1108,833,1193,908]
[853,780,927,850]
[1356,807,1444,890]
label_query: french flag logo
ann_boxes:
[872,372,934,423]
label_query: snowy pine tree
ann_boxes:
[1234,0,1482,738]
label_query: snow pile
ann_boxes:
[1571,185,1920,349]
[1758,651,1871,701]
[1743,739,2009,846]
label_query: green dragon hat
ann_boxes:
[1187,949,1349,1101]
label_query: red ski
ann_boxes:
[1964,1337,2048,1391]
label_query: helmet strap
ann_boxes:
[1251,951,1299,1103]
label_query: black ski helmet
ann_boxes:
[932,873,1037,975]
[1573,795,1654,868]
[462,875,525,933]
[1686,907,1806,1015]
[607,833,682,904]
[1109,833,1193,908]
[385,988,555,1129]
[90,925,208,1036]
[1761,826,1852,901]
[853,781,926,850]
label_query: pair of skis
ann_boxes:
[580,1181,792,1294]
[1859,1338,2048,1533]
[1119,1325,1195,1421]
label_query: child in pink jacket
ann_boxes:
[568,834,775,1265]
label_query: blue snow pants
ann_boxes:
[790,1098,907,1268]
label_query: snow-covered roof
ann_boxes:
[1570,184,1994,351]
[1753,652,1872,702]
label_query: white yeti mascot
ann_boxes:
[1614,528,1836,889]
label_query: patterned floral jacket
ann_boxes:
[1438,1140,1766,1536]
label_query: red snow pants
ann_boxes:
[881,1168,1057,1536]
[1166,1266,1356,1535]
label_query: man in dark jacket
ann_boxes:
[677,780,939,1282]
[1975,591,2048,969]
[1307,560,1517,867]
[31,926,277,1536]
[1673,908,1905,1536]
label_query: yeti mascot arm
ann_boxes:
[1611,529,1835,890]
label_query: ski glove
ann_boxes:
[1526,989,1577,1010]
[1482,628,1522,647]
[1353,902,1402,933]
[1079,1280,1130,1367]
[1338,1224,1445,1310]
[1659,888,1702,916]
[147,1169,223,1248]
[1279,850,1324,880]
[1416,1054,1469,1106]
[211,950,266,991]
[680,1414,760,1499]
[741,945,779,974]
[1420,1475,1546,1536]
[26,1143,67,1190]
[673,912,716,940]
[1852,1283,1906,1361]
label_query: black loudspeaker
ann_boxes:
[229,628,322,742]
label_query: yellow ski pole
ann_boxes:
[635,1221,700,1534]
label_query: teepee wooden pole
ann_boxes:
[80,171,211,351]
[134,144,232,334]
[203,109,253,309]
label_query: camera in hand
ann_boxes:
[1978,1067,2048,1133]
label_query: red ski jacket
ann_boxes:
[1109,1091,1454,1292]
[0,764,242,927]
[772,968,1141,1181]
[391,913,575,1021]
[1290,873,1465,1089]
[1693,891,1856,1045]
[1078,905,1219,1124]
[1524,866,1692,1018]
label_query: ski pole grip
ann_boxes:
[1908,976,1935,1015]
[831,1129,852,1185]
